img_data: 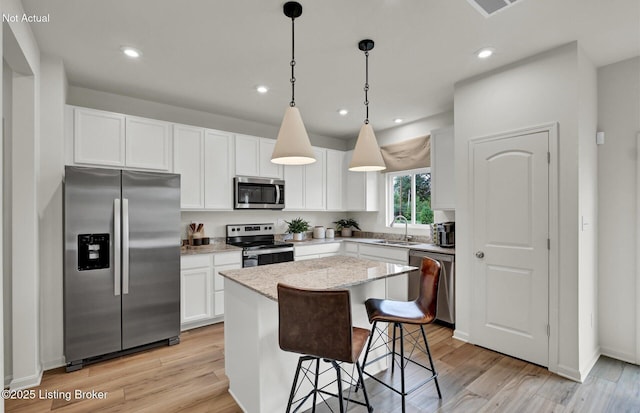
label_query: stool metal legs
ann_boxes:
[285,356,374,413]
[361,321,442,412]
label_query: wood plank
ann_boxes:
[605,362,640,413]
[588,356,624,383]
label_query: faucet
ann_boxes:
[389,215,410,242]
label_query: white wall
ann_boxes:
[182,211,345,240]
[454,43,586,380]
[2,59,13,387]
[577,48,599,374]
[348,111,455,237]
[38,56,67,370]
[2,0,43,390]
[67,86,348,151]
[597,56,640,364]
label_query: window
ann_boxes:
[387,168,433,226]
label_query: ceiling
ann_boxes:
[22,0,640,139]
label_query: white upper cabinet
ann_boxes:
[430,126,455,210]
[326,149,345,211]
[204,129,235,209]
[125,116,171,171]
[345,150,379,211]
[173,125,205,209]
[235,134,283,179]
[174,125,235,210]
[73,107,126,167]
[283,147,326,210]
[72,107,171,171]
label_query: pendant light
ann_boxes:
[271,1,316,165]
[349,39,386,172]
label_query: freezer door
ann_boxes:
[121,170,181,349]
[64,166,122,362]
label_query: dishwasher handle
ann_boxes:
[409,250,454,262]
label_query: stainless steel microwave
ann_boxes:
[234,177,285,210]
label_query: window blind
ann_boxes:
[379,135,430,172]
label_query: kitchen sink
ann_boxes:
[372,240,420,246]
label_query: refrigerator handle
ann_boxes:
[114,199,121,296]
[122,198,130,295]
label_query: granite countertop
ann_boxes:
[181,243,241,255]
[219,255,416,301]
[289,237,456,255]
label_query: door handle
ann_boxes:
[114,199,121,296]
[122,198,130,295]
[475,251,485,259]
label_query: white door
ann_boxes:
[471,131,549,366]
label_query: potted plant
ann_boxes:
[333,218,361,237]
[285,217,310,241]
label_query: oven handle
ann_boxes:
[243,247,294,257]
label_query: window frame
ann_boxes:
[385,167,432,228]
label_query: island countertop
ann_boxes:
[219,255,416,301]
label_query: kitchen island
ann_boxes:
[219,256,416,413]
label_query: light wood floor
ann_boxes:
[5,323,640,412]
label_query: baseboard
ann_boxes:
[4,374,13,388]
[9,368,43,390]
[555,364,582,383]
[180,317,223,332]
[579,348,601,381]
[601,346,637,365]
[452,329,470,343]
[228,389,248,413]
[41,357,66,371]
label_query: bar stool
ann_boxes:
[360,257,442,412]
[278,283,374,413]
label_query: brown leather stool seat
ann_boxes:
[278,283,374,413]
[360,257,442,413]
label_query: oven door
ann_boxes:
[242,247,294,267]
[235,177,285,209]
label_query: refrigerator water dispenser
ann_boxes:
[77,234,110,270]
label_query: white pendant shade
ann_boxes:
[271,106,316,165]
[349,123,386,171]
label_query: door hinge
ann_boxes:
[547,152,551,164]
[547,324,550,337]
[547,238,550,250]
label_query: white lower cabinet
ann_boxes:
[181,255,213,328]
[344,242,409,300]
[180,251,241,330]
[294,243,341,261]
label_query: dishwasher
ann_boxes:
[408,250,455,327]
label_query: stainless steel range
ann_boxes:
[226,223,294,267]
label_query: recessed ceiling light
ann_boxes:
[121,47,142,58]
[393,118,404,124]
[338,109,348,116]
[476,48,494,59]
[256,85,269,94]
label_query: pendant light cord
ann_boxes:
[364,50,369,124]
[290,17,296,107]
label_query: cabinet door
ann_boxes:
[346,150,366,211]
[304,147,326,210]
[125,116,171,171]
[235,134,260,177]
[174,125,204,209]
[204,130,234,209]
[326,150,345,211]
[259,138,283,179]
[431,126,455,210]
[284,165,305,210]
[181,266,213,324]
[74,107,125,167]
[213,262,241,317]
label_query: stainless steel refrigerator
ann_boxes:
[64,166,181,371]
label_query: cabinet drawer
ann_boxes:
[181,254,211,270]
[213,251,242,266]
[295,243,341,257]
[359,244,408,263]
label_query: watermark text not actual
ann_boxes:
[2,13,50,23]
